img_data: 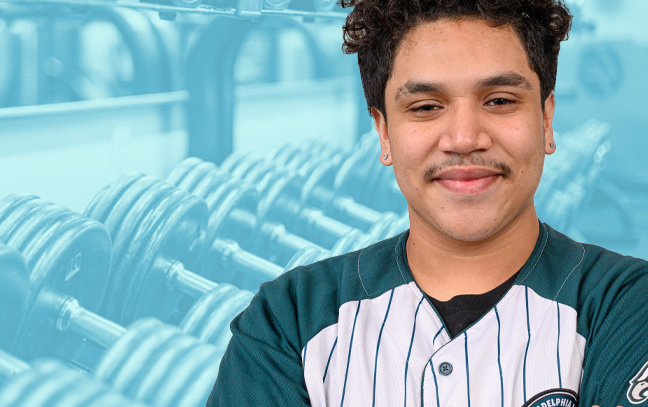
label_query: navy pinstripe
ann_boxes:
[404,296,426,406]
[429,360,441,407]
[372,289,395,407]
[433,326,444,344]
[340,301,362,407]
[557,302,562,388]
[495,306,504,407]
[523,287,531,402]
[464,332,471,407]
[323,338,337,383]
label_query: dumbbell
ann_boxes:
[13,247,144,405]
[0,244,28,355]
[270,144,402,233]
[267,139,348,172]
[257,133,407,214]
[220,152,398,248]
[0,349,148,407]
[535,121,611,231]
[0,194,250,350]
[84,173,325,321]
[167,157,329,266]
[332,133,408,213]
[0,197,228,407]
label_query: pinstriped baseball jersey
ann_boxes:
[208,222,648,407]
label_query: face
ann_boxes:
[374,19,556,242]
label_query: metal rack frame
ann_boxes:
[0,0,365,164]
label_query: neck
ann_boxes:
[406,206,540,301]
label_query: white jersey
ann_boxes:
[209,223,648,407]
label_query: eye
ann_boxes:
[410,104,441,112]
[486,98,515,106]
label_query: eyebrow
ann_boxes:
[394,81,447,102]
[475,72,533,91]
[393,72,533,102]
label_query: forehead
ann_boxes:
[389,19,537,93]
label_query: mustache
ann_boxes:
[422,155,513,182]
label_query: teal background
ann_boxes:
[0,0,646,257]
[0,0,646,405]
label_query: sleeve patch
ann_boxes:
[628,360,648,405]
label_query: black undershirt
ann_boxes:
[426,271,519,338]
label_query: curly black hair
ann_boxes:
[340,0,573,117]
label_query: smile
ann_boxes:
[435,175,501,195]
[432,167,503,196]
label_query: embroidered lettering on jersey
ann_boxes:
[628,360,648,404]
[522,389,578,407]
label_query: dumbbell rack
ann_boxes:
[0,1,363,406]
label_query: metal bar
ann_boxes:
[175,264,218,298]
[59,298,127,349]
[0,349,29,383]
[0,0,347,20]
[0,91,189,120]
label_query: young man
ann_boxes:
[207,1,648,406]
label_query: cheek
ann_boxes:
[505,121,544,161]
[391,125,433,162]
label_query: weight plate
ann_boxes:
[255,170,304,233]
[334,146,376,206]
[234,155,271,184]
[181,163,228,200]
[366,212,401,242]
[166,157,206,191]
[85,174,208,325]
[0,194,111,361]
[219,150,250,175]
[273,144,304,170]
[243,158,278,192]
[283,246,329,271]
[197,176,260,251]
[386,215,410,237]
[222,152,262,182]
[168,158,228,202]
[96,318,222,407]
[0,244,29,351]
[267,144,298,168]
[0,358,147,407]
[330,229,373,256]
[300,160,337,210]
[180,284,253,352]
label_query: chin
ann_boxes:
[432,212,504,242]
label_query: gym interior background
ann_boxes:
[0,0,646,405]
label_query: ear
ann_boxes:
[372,107,392,166]
[543,93,556,155]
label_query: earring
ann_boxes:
[549,143,556,149]
[383,153,389,160]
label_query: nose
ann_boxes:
[437,102,493,156]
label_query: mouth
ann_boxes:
[432,168,503,196]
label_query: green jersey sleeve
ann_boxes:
[578,254,648,406]
[205,275,311,406]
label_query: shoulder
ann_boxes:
[520,223,647,304]
[239,231,411,350]
[524,223,648,339]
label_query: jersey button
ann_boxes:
[438,362,453,376]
